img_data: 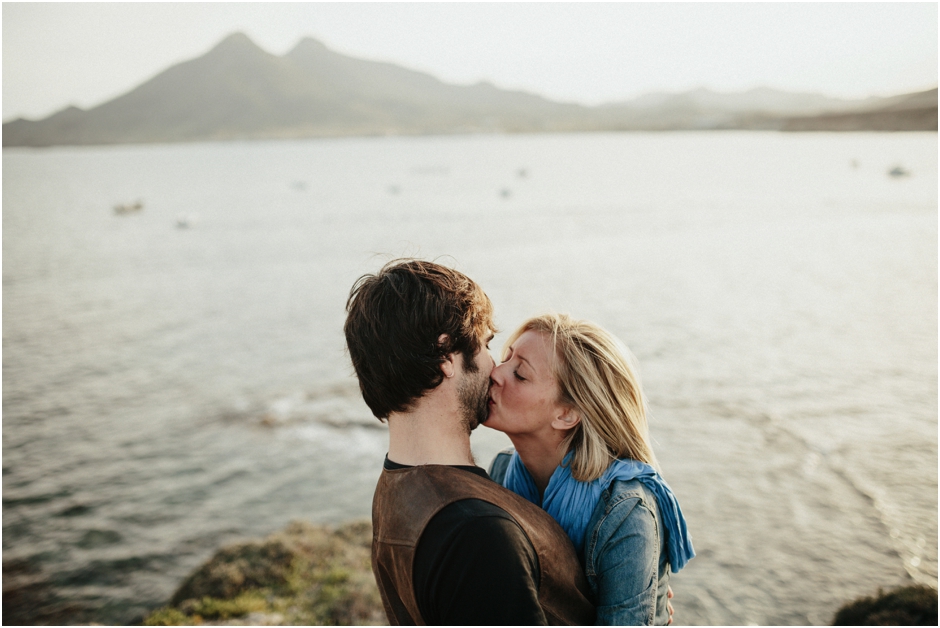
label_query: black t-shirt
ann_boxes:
[383,458,546,625]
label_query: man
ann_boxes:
[344,259,594,625]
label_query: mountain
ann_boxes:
[3,33,936,147]
[779,88,938,132]
[2,33,593,147]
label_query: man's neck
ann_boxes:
[386,399,475,467]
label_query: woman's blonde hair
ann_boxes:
[503,313,658,482]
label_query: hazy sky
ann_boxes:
[3,2,937,121]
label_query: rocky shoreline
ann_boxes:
[142,519,936,626]
[143,521,385,626]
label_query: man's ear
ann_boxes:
[438,334,455,379]
[551,406,581,432]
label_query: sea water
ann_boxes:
[3,132,936,624]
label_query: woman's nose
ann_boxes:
[490,361,506,385]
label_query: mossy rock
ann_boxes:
[145,521,384,626]
[833,584,937,626]
[170,541,295,604]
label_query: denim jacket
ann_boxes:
[489,451,671,626]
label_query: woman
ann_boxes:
[486,313,694,626]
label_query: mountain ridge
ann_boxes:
[4,32,936,146]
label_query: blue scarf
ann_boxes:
[503,450,694,573]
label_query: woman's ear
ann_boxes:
[551,406,581,432]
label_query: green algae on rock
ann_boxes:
[144,521,385,626]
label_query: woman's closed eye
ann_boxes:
[513,370,526,382]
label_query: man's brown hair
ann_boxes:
[344,259,495,420]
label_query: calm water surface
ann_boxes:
[3,132,937,624]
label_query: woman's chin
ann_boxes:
[481,412,505,433]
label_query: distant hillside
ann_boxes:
[3,33,936,147]
[592,87,938,132]
[622,86,880,115]
[780,88,938,131]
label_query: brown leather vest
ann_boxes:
[371,464,595,625]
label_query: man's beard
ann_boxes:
[458,368,490,434]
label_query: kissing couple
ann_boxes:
[344,259,694,625]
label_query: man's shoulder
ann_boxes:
[384,461,533,515]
